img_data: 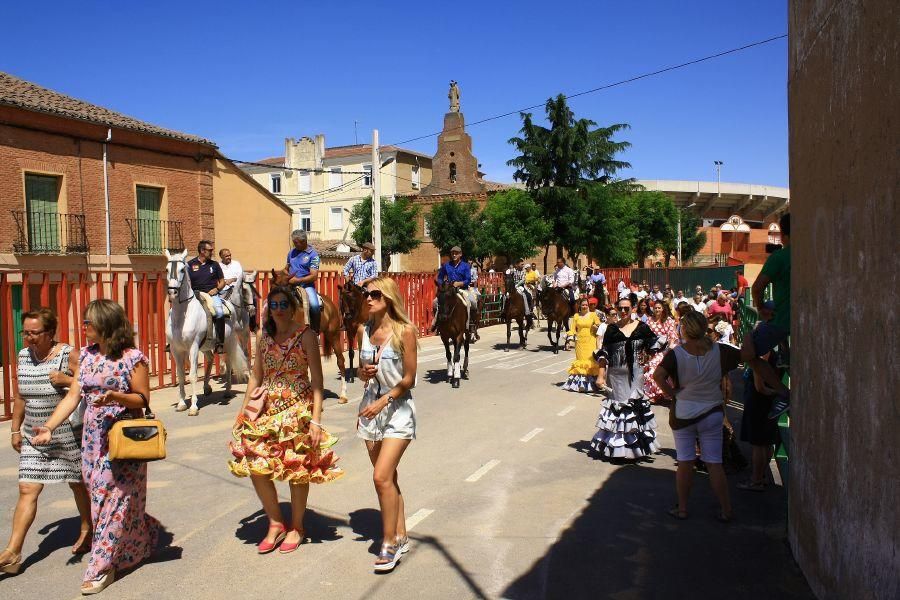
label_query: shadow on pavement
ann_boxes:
[348,507,383,555]
[501,463,813,600]
[423,369,450,385]
[235,504,343,546]
[19,516,87,570]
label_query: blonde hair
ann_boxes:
[679,310,713,351]
[367,276,419,355]
[84,299,135,359]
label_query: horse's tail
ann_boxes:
[228,344,250,383]
[321,331,335,360]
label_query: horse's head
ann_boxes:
[504,272,516,292]
[164,249,189,302]
[271,268,291,287]
[435,283,458,325]
[338,281,366,325]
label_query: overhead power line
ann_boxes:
[386,33,788,147]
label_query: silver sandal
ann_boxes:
[374,543,401,572]
[395,535,410,555]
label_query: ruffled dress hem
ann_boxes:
[589,397,660,459]
[561,374,597,393]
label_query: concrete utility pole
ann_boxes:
[371,129,383,271]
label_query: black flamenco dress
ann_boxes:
[590,321,667,459]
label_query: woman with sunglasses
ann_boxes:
[589,297,667,460]
[356,277,419,573]
[1,308,91,575]
[229,286,343,554]
[32,300,161,594]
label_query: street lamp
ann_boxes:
[677,202,698,267]
[714,160,724,195]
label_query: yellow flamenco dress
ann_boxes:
[228,327,344,484]
[562,312,602,392]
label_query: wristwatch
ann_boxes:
[386,394,396,403]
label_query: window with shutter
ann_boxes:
[329,207,343,230]
[136,186,163,253]
[25,174,60,252]
[298,172,311,193]
[329,167,343,188]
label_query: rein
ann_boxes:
[167,260,195,304]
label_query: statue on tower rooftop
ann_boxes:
[448,80,460,113]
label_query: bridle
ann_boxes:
[167,259,194,304]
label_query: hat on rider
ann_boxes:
[450,245,462,253]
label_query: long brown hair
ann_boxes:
[84,299,135,359]
[264,286,299,337]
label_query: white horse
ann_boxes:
[222,270,258,352]
[165,250,248,416]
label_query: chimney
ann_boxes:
[315,134,325,167]
[284,137,294,168]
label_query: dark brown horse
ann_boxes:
[338,280,370,385]
[537,286,574,354]
[435,282,470,388]
[271,269,349,402]
[503,273,530,351]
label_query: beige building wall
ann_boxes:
[212,157,293,271]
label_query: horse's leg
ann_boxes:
[518,317,526,348]
[547,319,555,350]
[187,343,202,415]
[462,333,470,377]
[553,320,560,354]
[202,350,214,399]
[174,347,189,412]
[452,337,461,388]
[444,337,453,382]
[347,334,356,384]
[505,317,511,352]
[335,332,348,404]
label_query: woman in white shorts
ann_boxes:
[357,276,418,573]
[652,310,740,522]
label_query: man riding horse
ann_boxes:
[284,229,322,332]
[430,246,480,341]
[505,258,534,328]
[342,241,379,287]
[552,257,577,312]
[188,239,226,353]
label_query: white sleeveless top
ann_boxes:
[672,344,725,419]
[360,324,414,402]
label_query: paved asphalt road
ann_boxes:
[0,324,812,599]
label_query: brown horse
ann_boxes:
[271,269,349,402]
[503,273,530,351]
[436,282,470,388]
[537,286,574,354]
[338,280,370,385]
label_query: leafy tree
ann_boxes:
[662,208,707,267]
[507,94,632,259]
[477,189,551,264]
[424,199,483,261]
[580,183,638,267]
[349,196,421,270]
[629,191,679,267]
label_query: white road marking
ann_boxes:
[557,405,576,416]
[519,428,544,442]
[533,358,574,374]
[466,350,525,365]
[465,459,501,482]
[486,354,553,370]
[417,348,484,364]
[405,508,435,531]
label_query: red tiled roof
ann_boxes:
[324,144,402,159]
[255,156,285,166]
[0,71,215,146]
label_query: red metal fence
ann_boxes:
[1,265,735,419]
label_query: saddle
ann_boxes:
[292,285,323,332]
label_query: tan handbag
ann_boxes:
[108,393,167,462]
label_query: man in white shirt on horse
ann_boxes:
[552,257,577,308]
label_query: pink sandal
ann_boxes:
[257,524,287,554]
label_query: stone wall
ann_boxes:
[788,1,899,598]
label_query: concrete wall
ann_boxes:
[788,2,899,599]
[212,158,292,272]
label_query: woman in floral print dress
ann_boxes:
[644,301,679,402]
[33,300,160,595]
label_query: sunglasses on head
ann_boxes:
[364,289,384,301]
[268,300,291,310]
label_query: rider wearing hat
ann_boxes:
[505,258,534,326]
[432,246,480,340]
[342,242,379,287]
[285,230,322,332]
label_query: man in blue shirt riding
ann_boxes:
[431,246,480,340]
[187,239,226,353]
[285,229,322,332]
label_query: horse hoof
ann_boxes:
[338,396,348,404]
[452,380,460,389]
[188,407,199,417]
[175,403,188,412]
[203,386,213,396]
[553,348,559,355]
[504,347,509,353]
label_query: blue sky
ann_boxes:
[1,1,788,186]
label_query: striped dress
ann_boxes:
[17,345,82,484]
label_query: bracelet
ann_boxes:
[11,430,21,435]
[309,419,323,428]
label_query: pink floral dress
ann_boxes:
[644,318,678,401]
[79,345,160,582]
